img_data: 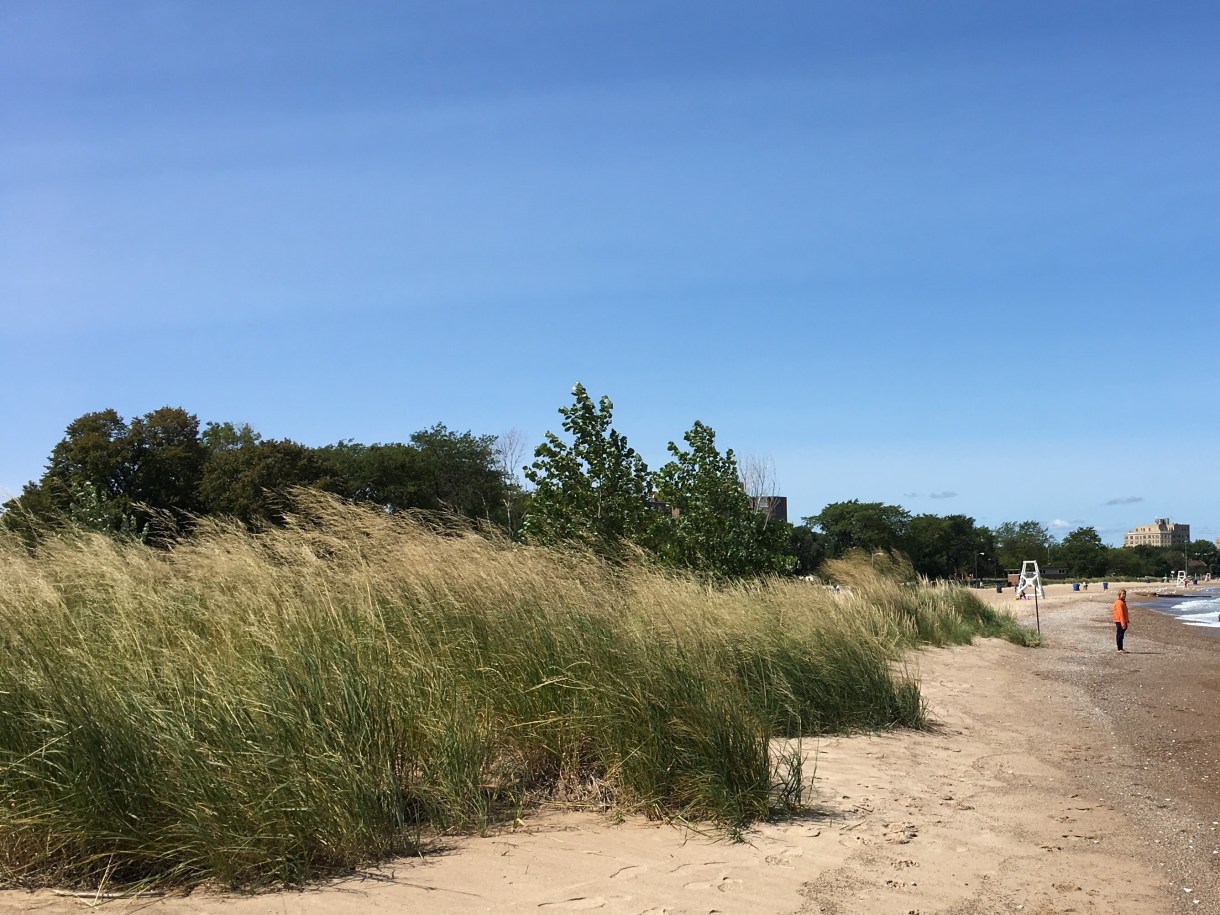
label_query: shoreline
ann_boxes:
[4,586,1218,914]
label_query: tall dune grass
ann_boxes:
[0,496,1033,888]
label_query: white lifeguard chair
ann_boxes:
[1176,570,1188,587]
[1015,560,1045,599]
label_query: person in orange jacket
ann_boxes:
[1112,588,1130,652]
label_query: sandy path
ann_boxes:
[7,584,1214,915]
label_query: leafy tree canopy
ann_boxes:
[1057,526,1109,577]
[199,439,339,526]
[522,383,654,555]
[201,421,262,452]
[408,423,507,521]
[320,441,424,511]
[4,407,207,538]
[653,420,794,578]
[804,500,911,557]
[995,520,1056,571]
[905,513,986,580]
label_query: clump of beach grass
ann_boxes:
[821,551,1041,648]
[0,495,1034,889]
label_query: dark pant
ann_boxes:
[1116,622,1126,650]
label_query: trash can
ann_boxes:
[1102,582,1109,590]
[1072,582,1080,591]
[996,584,1003,593]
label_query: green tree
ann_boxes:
[199,440,339,526]
[201,421,262,452]
[788,523,825,576]
[902,513,988,580]
[3,407,207,538]
[124,407,208,518]
[522,384,654,555]
[994,520,1056,572]
[1105,544,1152,579]
[805,500,911,558]
[319,427,511,525]
[1,480,63,543]
[1188,539,1219,576]
[1131,545,1172,579]
[1058,526,1108,577]
[652,421,794,578]
[409,424,508,522]
[320,441,424,511]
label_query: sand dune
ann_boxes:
[6,584,1217,914]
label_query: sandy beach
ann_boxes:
[4,582,1218,915]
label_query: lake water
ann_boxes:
[1141,587,1220,635]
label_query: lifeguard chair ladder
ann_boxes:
[1015,560,1045,599]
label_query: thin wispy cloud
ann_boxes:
[929,491,957,500]
[1049,518,1075,530]
[1105,496,1143,506]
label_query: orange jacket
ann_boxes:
[1112,596,1129,628]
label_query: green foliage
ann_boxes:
[1188,539,1219,576]
[994,520,1055,571]
[1057,526,1108,577]
[905,513,987,579]
[787,524,825,575]
[805,500,911,556]
[1101,543,1151,579]
[522,384,654,555]
[653,421,794,578]
[124,407,208,517]
[318,426,512,525]
[6,408,520,540]
[199,440,339,525]
[320,441,424,510]
[407,424,508,521]
[201,421,262,452]
[2,407,207,539]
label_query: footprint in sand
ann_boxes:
[683,874,743,893]
[884,822,919,844]
[763,845,804,867]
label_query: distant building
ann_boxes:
[651,491,789,524]
[648,493,678,518]
[749,495,788,524]
[1123,518,1190,548]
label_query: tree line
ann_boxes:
[1,407,513,540]
[4,387,1216,581]
[804,500,1219,581]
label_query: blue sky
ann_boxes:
[2,1,1217,544]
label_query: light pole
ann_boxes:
[975,551,985,583]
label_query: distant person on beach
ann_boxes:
[1112,588,1129,652]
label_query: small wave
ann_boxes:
[1169,594,1220,614]
[1163,592,1220,630]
